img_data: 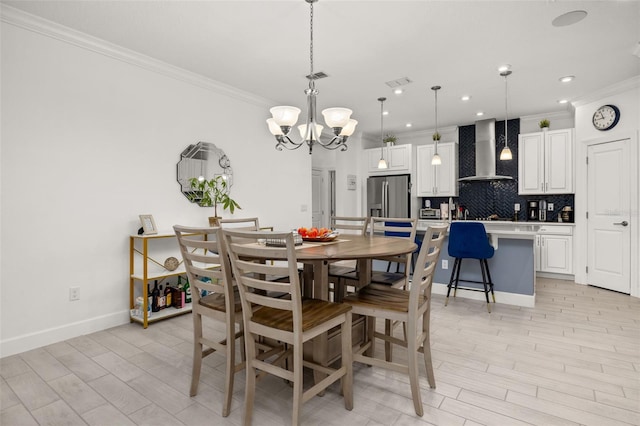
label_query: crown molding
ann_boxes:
[520,110,573,123]
[572,75,640,108]
[0,5,273,108]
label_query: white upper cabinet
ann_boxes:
[518,128,574,195]
[416,143,458,196]
[366,144,411,174]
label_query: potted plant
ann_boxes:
[432,132,441,141]
[189,176,241,226]
[539,119,550,130]
[383,134,397,146]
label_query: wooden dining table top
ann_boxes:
[294,234,417,261]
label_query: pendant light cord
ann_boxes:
[309,1,315,91]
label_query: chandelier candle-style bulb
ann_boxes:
[266,0,357,154]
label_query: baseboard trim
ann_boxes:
[432,282,535,308]
[0,310,130,358]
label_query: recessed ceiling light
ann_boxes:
[559,75,575,83]
[552,10,587,27]
[461,95,471,101]
[476,111,484,116]
[405,123,412,128]
[558,99,569,104]
[498,64,511,73]
[394,88,403,95]
[383,111,389,116]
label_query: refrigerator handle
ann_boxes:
[382,180,388,217]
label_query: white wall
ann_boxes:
[573,77,640,296]
[0,13,312,356]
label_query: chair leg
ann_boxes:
[190,313,203,397]
[365,316,376,358]
[341,314,354,411]
[407,323,424,417]
[384,319,393,362]
[480,259,491,313]
[222,318,235,417]
[243,333,257,426]
[292,342,304,426]
[422,314,436,389]
[445,258,461,306]
[484,259,497,303]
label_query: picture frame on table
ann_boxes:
[139,214,158,235]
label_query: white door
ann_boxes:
[587,139,631,293]
[312,169,323,228]
[518,132,544,194]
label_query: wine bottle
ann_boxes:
[158,284,166,310]
[184,278,192,304]
[164,284,172,308]
[151,280,160,312]
[147,284,153,317]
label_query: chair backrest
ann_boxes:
[330,216,369,235]
[218,217,260,231]
[448,222,495,259]
[222,229,303,334]
[370,217,417,241]
[173,225,235,315]
[410,224,447,317]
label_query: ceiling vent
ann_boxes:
[385,77,413,88]
[306,71,328,80]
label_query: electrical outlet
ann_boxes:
[514,203,520,212]
[548,203,554,211]
[442,259,448,269]
[300,204,308,212]
[69,287,80,301]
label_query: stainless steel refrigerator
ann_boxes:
[367,174,411,218]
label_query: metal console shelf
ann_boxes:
[129,232,194,328]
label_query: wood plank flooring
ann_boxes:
[2,278,639,425]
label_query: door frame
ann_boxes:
[576,132,639,297]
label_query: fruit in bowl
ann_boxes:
[297,227,335,240]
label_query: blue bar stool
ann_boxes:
[445,222,496,312]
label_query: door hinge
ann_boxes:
[586,211,588,219]
[586,156,589,165]
[586,266,588,273]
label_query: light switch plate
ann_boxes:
[514,203,520,211]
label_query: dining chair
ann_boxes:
[446,221,496,312]
[218,216,261,230]
[222,229,354,426]
[327,216,369,302]
[369,217,418,289]
[342,224,447,417]
[173,225,243,417]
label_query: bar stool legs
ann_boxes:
[445,257,495,313]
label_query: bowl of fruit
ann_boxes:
[297,227,338,242]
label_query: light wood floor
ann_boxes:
[2,278,639,425]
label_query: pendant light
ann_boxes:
[266,0,357,154]
[377,97,388,169]
[431,86,442,166]
[499,70,513,161]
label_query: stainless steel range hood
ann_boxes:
[458,118,513,181]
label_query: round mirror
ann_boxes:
[177,141,233,206]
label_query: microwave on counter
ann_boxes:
[419,208,441,219]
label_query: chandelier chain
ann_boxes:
[309,1,315,89]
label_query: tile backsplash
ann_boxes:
[422,119,575,222]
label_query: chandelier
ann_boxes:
[499,70,513,160]
[377,97,388,169]
[431,85,442,165]
[266,0,357,154]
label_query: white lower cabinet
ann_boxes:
[535,225,573,274]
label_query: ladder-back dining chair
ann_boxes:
[173,225,243,417]
[342,224,447,417]
[222,229,354,425]
[328,216,369,302]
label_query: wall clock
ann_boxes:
[592,104,620,131]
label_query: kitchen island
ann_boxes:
[417,221,538,307]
